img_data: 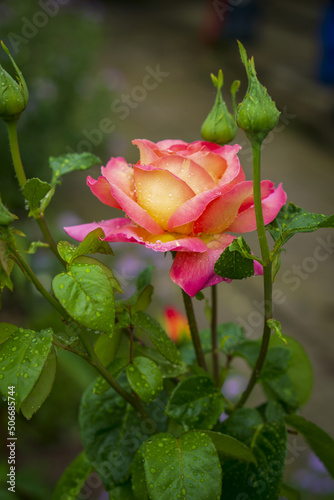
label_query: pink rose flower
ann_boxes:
[64,139,286,296]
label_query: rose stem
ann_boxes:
[235,138,273,409]
[182,289,208,371]
[6,120,65,266]
[211,284,219,386]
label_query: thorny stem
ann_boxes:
[211,284,219,386]
[182,289,208,372]
[235,138,273,409]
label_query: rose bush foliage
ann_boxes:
[65,139,286,296]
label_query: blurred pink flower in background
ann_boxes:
[65,139,286,296]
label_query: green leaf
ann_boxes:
[166,375,224,431]
[109,482,136,500]
[141,431,222,500]
[134,345,188,379]
[126,357,163,404]
[279,483,301,500]
[214,238,255,279]
[117,285,153,315]
[73,255,123,294]
[264,335,313,409]
[93,357,128,395]
[25,241,49,254]
[203,431,257,463]
[53,261,115,336]
[136,265,155,290]
[0,323,17,344]
[198,322,246,356]
[52,451,93,500]
[94,330,122,367]
[0,326,53,409]
[268,203,334,246]
[234,341,291,381]
[79,377,167,490]
[220,408,287,499]
[285,414,334,479]
[49,152,100,185]
[72,228,113,260]
[57,241,77,264]
[131,445,149,499]
[20,347,57,419]
[22,178,51,216]
[132,311,182,365]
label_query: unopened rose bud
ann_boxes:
[201,69,239,145]
[236,41,280,142]
[0,41,29,123]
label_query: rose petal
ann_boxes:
[194,181,255,234]
[87,176,121,209]
[169,234,236,297]
[132,139,159,164]
[153,155,216,194]
[101,157,135,198]
[134,165,195,231]
[227,182,287,233]
[64,219,208,253]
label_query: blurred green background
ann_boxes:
[0,0,334,498]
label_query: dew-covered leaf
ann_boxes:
[22,178,51,216]
[219,408,287,499]
[0,326,53,409]
[140,431,222,500]
[214,238,255,280]
[79,376,167,490]
[203,431,257,463]
[166,375,224,431]
[136,265,155,290]
[52,451,93,500]
[20,346,57,419]
[93,357,128,395]
[49,152,100,185]
[132,312,181,365]
[53,261,115,336]
[127,357,163,404]
[134,345,188,379]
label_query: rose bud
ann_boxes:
[236,41,280,143]
[201,69,239,145]
[0,41,29,123]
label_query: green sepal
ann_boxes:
[0,41,29,122]
[201,69,238,145]
[49,152,101,186]
[237,41,280,142]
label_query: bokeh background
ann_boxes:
[0,0,333,498]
